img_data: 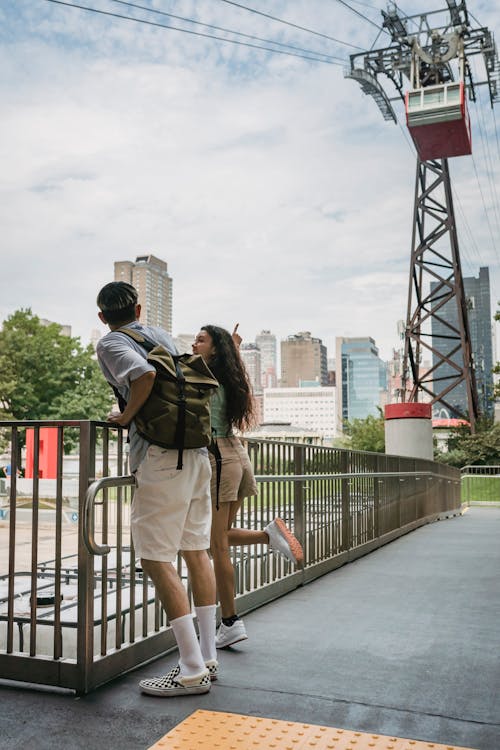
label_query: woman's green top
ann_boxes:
[210,385,234,438]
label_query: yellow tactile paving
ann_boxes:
[147,709,478,750]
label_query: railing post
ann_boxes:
[340,451,351,552]
[373,455,380,539]
[76,421,96,694]
[293,445,305,564]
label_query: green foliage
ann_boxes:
[342,413,385,453]
[435,419,500,467]
[0,309,112,423]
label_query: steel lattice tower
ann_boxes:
[345,0,499,431]
[403,157,479,426]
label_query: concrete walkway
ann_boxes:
[1,506,499,750]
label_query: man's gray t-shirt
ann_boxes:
[96,321,178,472]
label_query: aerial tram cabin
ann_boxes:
[405,81,472,161]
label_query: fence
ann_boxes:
[461,465,500,504]
[0,420,461,694]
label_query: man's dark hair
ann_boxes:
[97,281,138,325]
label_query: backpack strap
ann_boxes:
[107,327,156,415]
[207,432,222,510]
[116,326,156,352]
[118,327,187,471]
[173,360,186,471]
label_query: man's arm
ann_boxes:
[107,370,156,427]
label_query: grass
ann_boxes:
[461,475,500,503]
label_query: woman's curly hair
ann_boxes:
[201,325,256,432]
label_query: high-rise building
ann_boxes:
[430,266,494,418]
[240,343,262,394]
[40,319,72,337]
[114,255,173,333]
[174,334,196,354]
[263,386,337,439]
[335,337,388,430]
[280,332,328,387]
[255,330,277,388]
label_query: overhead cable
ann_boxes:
[474,87,500,244]
[330,0,388,34]
[110,0,346,63]
[471,153,500,263]
[213,0,364,50]
[43,0,345,65]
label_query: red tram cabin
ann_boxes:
[405,81,472,160]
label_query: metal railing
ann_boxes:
[461,465,500,504]
[0,421,461,694]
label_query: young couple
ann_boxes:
[96,281,303,698]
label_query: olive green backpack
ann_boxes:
[115,328,219,469]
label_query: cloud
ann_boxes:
[0,0,498,364]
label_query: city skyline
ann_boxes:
[1,2,499,364]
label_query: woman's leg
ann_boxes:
[226,500,268,546]
[227,526,268,546]
[210,500,240,618]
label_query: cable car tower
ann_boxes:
[345,0,499,432]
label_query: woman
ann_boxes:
[193,324,304,649]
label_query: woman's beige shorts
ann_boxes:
[132,445,212,562]
[209,437,257,504]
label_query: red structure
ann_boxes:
[406,82,472,161]
[384,402,431,420]
[25,427,59,479]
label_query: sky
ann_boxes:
[1,0,499,364]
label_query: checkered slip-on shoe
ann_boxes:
[139,666,210,697]
[205,659,219,681]
[265,517,304,565]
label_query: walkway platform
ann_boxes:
[1,507,499,750]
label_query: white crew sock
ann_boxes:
[195,604,217,663]
[170,613,206,677]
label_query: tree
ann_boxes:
[0,309,112,425]
[342,413,385,453]
[434,419,500,467]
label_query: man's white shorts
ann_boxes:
[131,446,212,562]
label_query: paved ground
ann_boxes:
[1,506,499,750]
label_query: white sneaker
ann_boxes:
[215,619,248,649]
[139,666,210,697]
[264,517,304,564]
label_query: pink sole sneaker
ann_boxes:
[274,517,304,564]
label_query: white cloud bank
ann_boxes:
[0,0,498,361]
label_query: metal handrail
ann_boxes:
[84,475,135,556]
[84,468,459,555]
[255,471,458,482]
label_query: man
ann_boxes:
[96,281,217,697]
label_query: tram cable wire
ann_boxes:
[109,0,347,63]
[474,87,500,245]
[330,0,388,35]
[471,153,500,264]
[492,106,500,163]
[453,189,487,274]
[42,0,347,66]
[212,0,364,50]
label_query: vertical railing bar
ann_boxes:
[100,429,109,655]
[142,571,149,638]
[293,445,305,571]
[77,421,95,695]
[6,426,19,653]
[53,426,64,660]
[29,426,40,657]
[128,494,136,643]
[114,434,123,650]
